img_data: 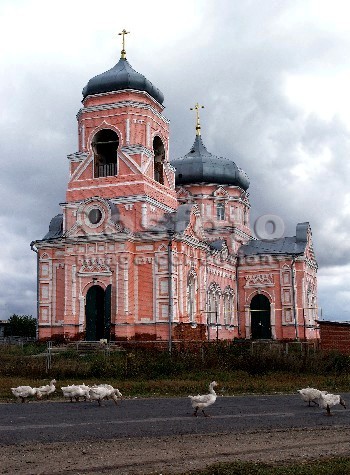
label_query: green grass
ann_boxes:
[3,371,350,402]
[2,343,350,401]
[178,457,350,474]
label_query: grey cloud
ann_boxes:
[1,0,350,320]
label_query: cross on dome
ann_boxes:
[190,102,205,136]
[118,29,130,59]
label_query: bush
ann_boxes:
[2,341,350,384]
[5,314,36,338]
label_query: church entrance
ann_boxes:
[250,294,271,339]
[85,284,111,341]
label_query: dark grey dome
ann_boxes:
[82,58,164,104]
[171,135,250,190]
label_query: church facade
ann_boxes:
[31,39,319,343]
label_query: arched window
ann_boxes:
[208,292,216,324]
[187,271,197,322]
[92,129,119,178]
[153,136,165,184]
[243,208,247,225]
[207,283,221,324]
[306,284,316,324]
[216,202,225,220]
[223,287,234,325]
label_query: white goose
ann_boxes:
[36,379,56,399]
[61,384,90,402]
[317,392,346,416]
[297,387,327,406]
[188,381,218,417]
[97,384,122,399]
[89,384,122,406]
[11,386,42,403]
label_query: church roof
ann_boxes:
[82,58,164,104]
[240,223,311,256]
[240,237,306,256]
[43,214,63,240]
[171,135,250,190]
[209,240,226,251]
[148,204,193,234]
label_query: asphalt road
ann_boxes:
[1,393,350,446]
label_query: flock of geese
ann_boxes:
[11,379,122,406]
[10,380,347,416]
[297,387,346,415]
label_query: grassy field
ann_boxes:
[181,457,350,474]
[3,371,350,402]
[2,341,350,401]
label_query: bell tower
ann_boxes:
[64,31,177,236]
[32,32,180,341]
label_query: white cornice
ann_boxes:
[67,179,176,198]
[61,195,176,213]
[110,195,175,212]
[77,98,169,124]
[205,226,252,242]
[233,228,254,240]
[175,234,211,252]
[82,88,164,108]
[181,183,247,191]
[176,189,250,205]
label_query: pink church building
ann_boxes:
[31,40,319,343]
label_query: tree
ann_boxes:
[5,314,37,338]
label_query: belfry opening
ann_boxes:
[92,129,119,178]
[153,136,165,184]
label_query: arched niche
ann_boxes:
[92,129,119,178]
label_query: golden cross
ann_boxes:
[118,29,130,59]
[190,102,205,136]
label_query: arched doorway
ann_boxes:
[85,284,111,341]
[250,294,271,339]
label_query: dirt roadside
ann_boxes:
[1,426,350,475]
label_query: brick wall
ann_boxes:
[319,321,350,354]
[173,322,207,341]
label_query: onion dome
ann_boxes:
[82,57,164,104]
[171,135,250,190]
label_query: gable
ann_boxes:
[212,185,229,198]
[176,187,194,201]
[183,205,205,240]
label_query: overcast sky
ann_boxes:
[1,0,350,321]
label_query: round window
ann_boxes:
[88,208,102,225]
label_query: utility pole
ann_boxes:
[168,232,174,354]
